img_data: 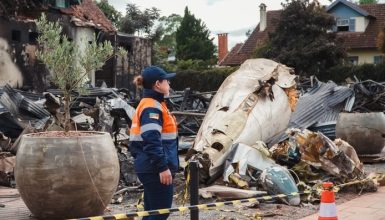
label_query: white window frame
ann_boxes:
[337,19,349,26]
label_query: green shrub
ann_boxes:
[171,67,238,91]
[318,63,385,83]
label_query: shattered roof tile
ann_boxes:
[59,0,116,32]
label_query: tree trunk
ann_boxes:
[64,92,71,132]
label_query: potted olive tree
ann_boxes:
[15,14,121,219]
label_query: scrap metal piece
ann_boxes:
[260,166,300,206]
[228,173,249,189]
[199,185,267,200]
[268,81,354,145]
[288,129,364,178]
[224,142,300,205]
[0,153,15,187]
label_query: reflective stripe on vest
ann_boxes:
[129,98,177,141]
[129,134,143,141]
[141,123,162,134]
[161,133,178,140]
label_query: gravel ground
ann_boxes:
[109,161,385,220]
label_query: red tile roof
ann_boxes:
[218,43,243,66]
[338,3,385,49]
[220,10,281,66]
[220,3,385,66]
[60,0,116,33]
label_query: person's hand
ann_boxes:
[159,169,172,185]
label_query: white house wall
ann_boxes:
[348,49,384,64]
[353,17,368,32]
[73,26,95,85]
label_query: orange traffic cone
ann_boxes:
[318,182,338,220]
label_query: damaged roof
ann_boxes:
[0,0,115,33]
[59,0,116,32]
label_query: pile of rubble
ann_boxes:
[185,59,384,205]
[0,83,214,189]
[1,58,385,209]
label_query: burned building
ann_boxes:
[0,0,152,91]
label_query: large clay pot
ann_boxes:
[15,131,119,219]
[336,112,385,155]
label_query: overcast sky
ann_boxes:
[107,0,385,49]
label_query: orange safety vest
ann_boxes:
[129,97,178,173]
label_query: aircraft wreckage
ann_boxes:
[186,58,371,206]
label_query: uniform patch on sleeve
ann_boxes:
[149,113,160,120]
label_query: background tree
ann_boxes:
[257,0,346,76]
[246,29,252,37]
[119,3,160,36]
[357,0,378,4]
[96,0,122,27]
[153,14,182,64]
[175,7,216,62]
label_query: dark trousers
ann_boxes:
[137,173,174,220]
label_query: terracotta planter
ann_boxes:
[336,112,385,155]
[15,131,119,219]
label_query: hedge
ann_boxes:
[170,63,385,92]
[171,67,238,91]
[319,63,385,83]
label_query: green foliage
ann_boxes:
[119,3,160,35]
[175,59,213,71]
[153,14,182,65]
[170,67,238,91]
[257,0,346,76]
[96,0,122,27]
[357,0,378,4]
[36,14,114,131]
[319,63,385,83]
[175,7,216,62]
[245,29,252,37]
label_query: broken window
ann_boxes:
[336,18,355,32]
[336,19,348,32]
[11,30,21,42]
[29,32,38,43]
[347,56,359,65]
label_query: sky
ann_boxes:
[107,0,385,49]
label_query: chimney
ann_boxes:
[217,33,228,63]
[259,3,267,32]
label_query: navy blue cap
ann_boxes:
[142,66,176,84]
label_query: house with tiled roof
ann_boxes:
[218,0,385,66]
[327,0,385,65]
[0,0,152,90]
